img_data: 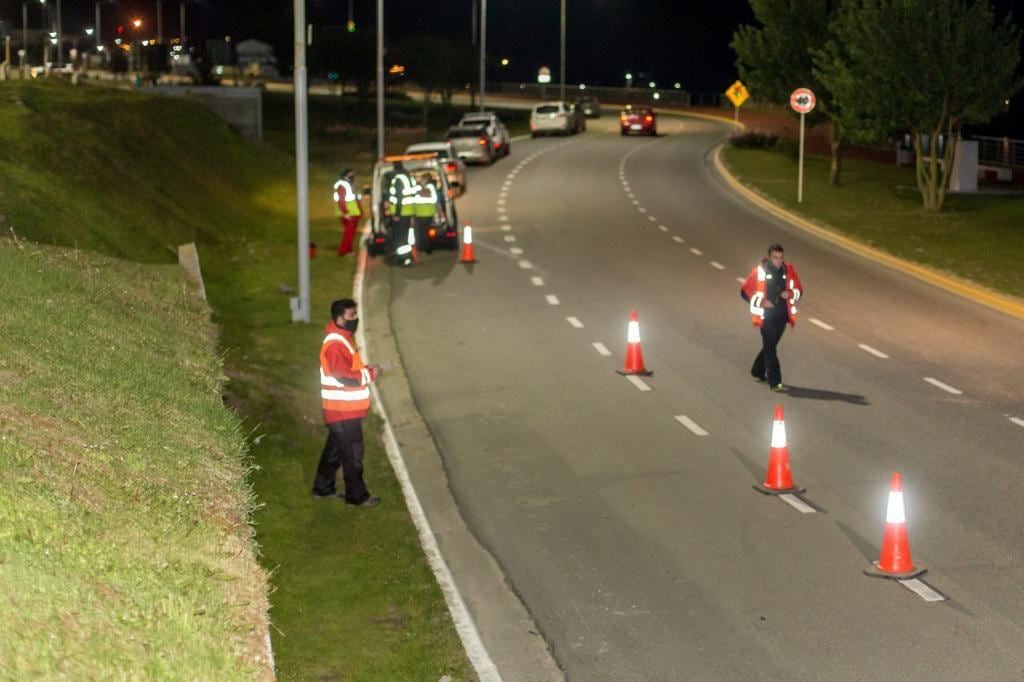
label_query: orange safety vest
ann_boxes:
[746,261,803,327]
[320,327,372,421]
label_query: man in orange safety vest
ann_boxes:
[740,243,803,392]
[312,299,383,505]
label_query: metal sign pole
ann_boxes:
[292,0,311,323]
[798,111,805,204]
[376,0,384,158]
[734,105,739,124]
[479,0,486,111]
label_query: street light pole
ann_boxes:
[478,0,486,111]
[292,0,310,323]
[55,0,62,68]
[179,2,185,44]
[559,0,565,102]
[156,0,163,44]
[376,0,384,159]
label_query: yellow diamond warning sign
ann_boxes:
[725,80,750,108]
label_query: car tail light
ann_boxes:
[493,142,501,149]
[620,115,628,122]
[428,228,437,238]
[478,138,487,145]
[445,162,457,172]
[645,115,653,123]
[374,236,386,244]
[446,231,456,238]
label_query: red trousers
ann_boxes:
[338,216,359,255]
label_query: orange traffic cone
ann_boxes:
[460,224,477,263]
[754,404,804,494]
[865,472,926,579]
[408,226,420,264]
[616,311,653,376]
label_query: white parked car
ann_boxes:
[404,141,468,196]
[530,102,576,137]
[459,111,511,157]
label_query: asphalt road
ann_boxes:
[382,114,1024,680]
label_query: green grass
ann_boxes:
[0,239,267,677]
[0,80,471,679]
[722,147,1024,298]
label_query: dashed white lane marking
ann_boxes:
[498,207,507,214]
[627,192,635,199]
[638,207,647,213]
[631,199,640,205]
[566,316,584,328]
[858,343,890,359]
[689,247,703,256]
[625,375,652,392]
[809,317,835,331]
[658,225,669,231]
[779,494,817,514]
[499,215,509,222]
[648,216,658,223]
[899,578,947,602]
[504,235,517,243]
[518,260,533,270]
[674,415,709,436]
[531,276,544,286]
[1009,417,1024,428]
[501,225,512,231]
[510,247,524,255]
[710,261,726,270]
[497,199,507,205]
[592,342,612,356]
[924,377,963,395]
[545,295,560,306]
[736,276,745,283]
[674,236,686,243]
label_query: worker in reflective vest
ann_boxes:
[411,173,439,253]
[385,162,419,233]
[333,169,362,256]
[312,298,383,506]
[740,243,803,392]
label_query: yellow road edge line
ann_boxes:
[711,143,1024,322]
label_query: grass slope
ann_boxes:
[722,147,1024,298]
[0,80,471,679]
[0,238,268,677]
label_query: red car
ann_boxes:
[620,106,657,136]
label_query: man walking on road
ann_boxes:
[312,299,383,506]
[741,244,803,392]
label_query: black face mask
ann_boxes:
[342,318,359,334]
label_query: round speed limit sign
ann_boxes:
[790,88,816,114]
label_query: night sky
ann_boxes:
[1,0,756,91]
[2,0,1020,96]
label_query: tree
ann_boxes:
[392,36,475,130]
[816,0,1021,211]
[731,1,847,185]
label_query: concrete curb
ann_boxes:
[709,143,1024,321]
[354,246,563,681]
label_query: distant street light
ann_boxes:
[85,27,94,36]
[674,82,681,89]
[500,57,509,66]
[132,18,142,28]
[648,81,655,88]
[625,72,632,88]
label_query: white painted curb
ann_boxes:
[352,239,501,681]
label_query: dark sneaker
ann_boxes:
[348,495,381,508]
[312,491,344,500]
[770,384,788,393]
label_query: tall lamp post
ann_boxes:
[478,0,486,111]
[559,0,566,102]
[376,0,384,159]
[94,0,113,65]
[292,0,310,323]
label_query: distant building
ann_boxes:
[235,39,279,79]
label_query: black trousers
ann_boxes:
[751,316,787,386]
[312,419,369,503]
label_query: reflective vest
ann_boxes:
[745,261,803,327]
[320,327,372,422]
[411,184,439,219]
[387,173,419,217]
[333,178,362,218]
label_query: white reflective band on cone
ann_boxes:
[771,420,787,448]
[627,320,641,343]
[397,245,412,255]
[408,227,416,245]
[464,225,473,244]
[886,490,906,524]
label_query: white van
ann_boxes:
[530,102,574,137]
